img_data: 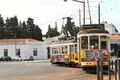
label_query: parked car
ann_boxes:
[23,56,34,61]
[29,56,34,61]
[0,56,12,61]
[0,57,2,61]
[12,56,22,61]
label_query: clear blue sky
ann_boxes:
[0,0,119,34]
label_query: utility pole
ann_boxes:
[87,0,92,24]
[65,0,85,25]
[98,3,100,24]
[79,9,81,28]
[83,0,85,25]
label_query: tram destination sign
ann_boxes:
[83,24,105,30]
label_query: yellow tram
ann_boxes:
[50,24,111,72]
[50,40,78,66]
[77,24,111,72]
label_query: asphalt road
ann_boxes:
[0,60,69,77]
[0,60,114,80]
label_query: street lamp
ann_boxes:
[64,0,85,25]
[11,32,17,56]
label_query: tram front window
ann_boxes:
[101,41,107,49]
[100,36,107,49]
[81,36,88,49]
[90,36,99,49]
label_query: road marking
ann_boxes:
[36,75,49,79]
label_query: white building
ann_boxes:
[0,38,48,60]
[104,22,120,35]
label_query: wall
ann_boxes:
[0,42,48,60]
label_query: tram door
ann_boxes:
[69,44,78,63]
[69,45,74,62]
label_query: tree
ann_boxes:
[0,14,5,38]
[33,25,43,41]
[64,17,75,36]
[46,24,51,38]
[46,23,60,38]
[55,22,60,36]
[26,18,43,41]
[26,18,35,38]
[4,16,19,38]
[0,15,43,40]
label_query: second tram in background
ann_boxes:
[50,24,111,72]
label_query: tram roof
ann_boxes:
[50,39,76,47]
[78,24,109,34]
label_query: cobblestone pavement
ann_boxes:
[0,70,115,80]
[0,60,115,80]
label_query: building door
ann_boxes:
[4,49,8,56]
[47,47,50,59]
[16,49,20,57]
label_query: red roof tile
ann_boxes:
[0,38,40,42]
[110,36,120,40]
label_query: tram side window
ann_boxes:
[61,46,67,54]
[62,47,64,54]
[75,44,77,53]
[81,36,88,49]
[70,45,74,52]
[53,48,58,54]
[52,48,54,54]
[59,47,62,54]
[101,41,107,49]
[90,36,99,49]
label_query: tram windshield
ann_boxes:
[90,36,99,49]
[100,36,108,49]
[81,36,88,49]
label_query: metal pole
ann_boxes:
[79,9,81,28]
[72,0,85,25]
[100,61,103,80]
[111,59,113,70]
[87,0,92,24]
[97,59,100,80]
[98,3,100,24]
[117,58,120,80]
[14,33,17,56]
[83,0,85,25]
[108,60,111,80]
[115,59,117,80]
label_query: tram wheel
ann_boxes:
[82,67,87,71]
[83,67,96,74]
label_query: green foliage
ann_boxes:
[0,14,5,38]
[0,14,43,41]
[64,17,79,37]
[46,24,60,38]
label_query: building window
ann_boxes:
[4,49,8,56]
[33,48,37,56]
[16,49,20,57]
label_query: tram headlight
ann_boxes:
[80,50,86,58]
[93,50,99,59]
[102,50,108,59]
